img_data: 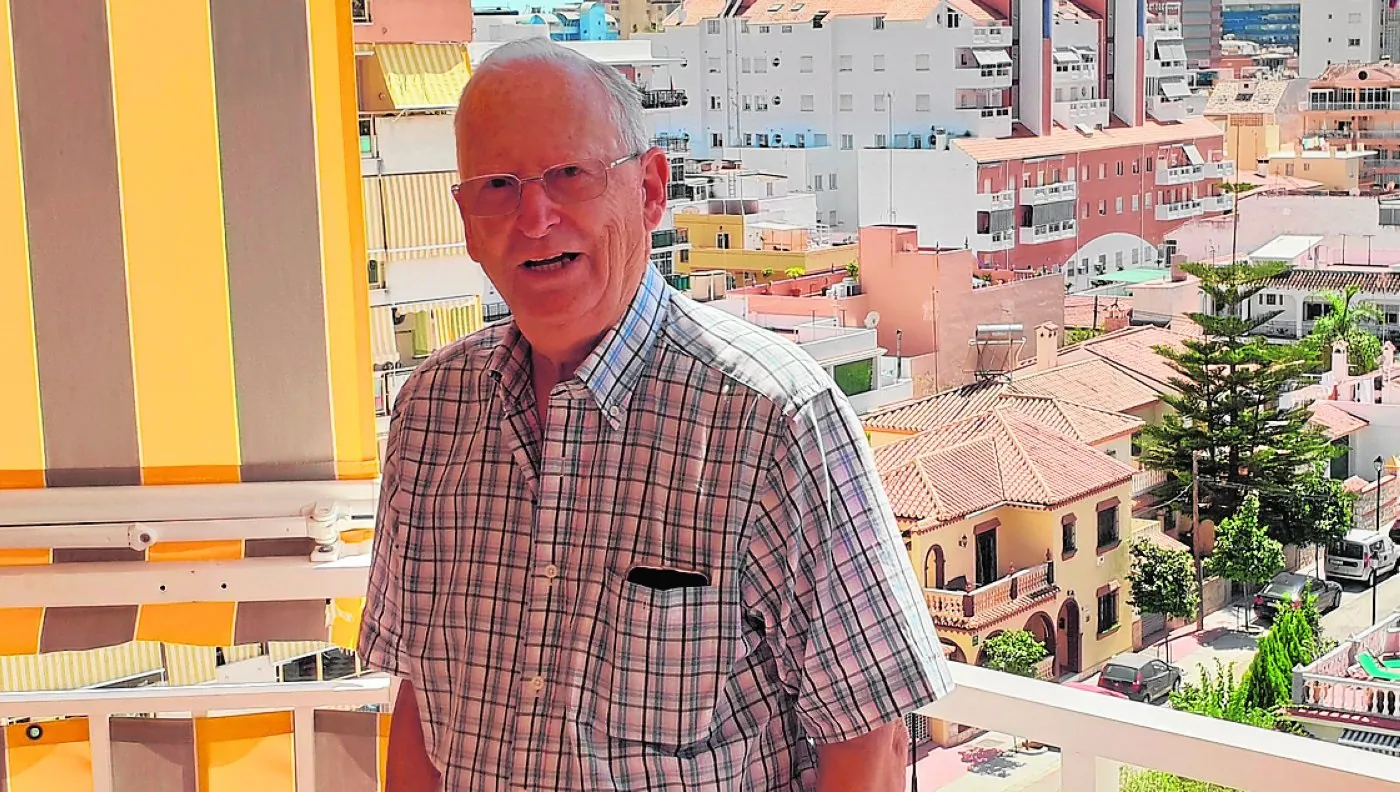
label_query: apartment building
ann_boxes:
[1155,0,1222,66]
[649,0,1233,278]
[1298,0,1400,79]
[1205,77,1309,173]
[1222,0,1300,50]
[1302,62,1400,189]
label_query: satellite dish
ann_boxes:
[864,311,881,329]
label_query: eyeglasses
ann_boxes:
[452,153,641,218]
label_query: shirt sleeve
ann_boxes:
[357,387,416,678]
[757,387,954,744]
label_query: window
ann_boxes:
[813,175,823,191]
[755,58,768,73]
[710,95,722,110]
[1115,250,1123,269]
[1063,517,1078,555]
[741,57,752,73]
[706,19,720,33]
[915,94,930,111]
[800,55,814,72]
[1146,158,1154,172]
[828,209,837,226]
[1145,191,1153,208]
[1116,161,1124,176]
[1097,589,1120,633]
[828,172,838,189]
[1304,301,1329,320]
[742,95,751,110]
[875,133,887,147]
[873,15,885,29]
[758,24,771,33]
[841,134,854,149]
[755,95,768,110]
[716,232,730,249]
[839,55,853,71]
[1098,162,1106,179]
[711,132,723,148]
[1097,503,1120,549]
[352,0,371,23]
[1098,200,1107,215]
[874,94,887,111]
[782,24,793,32]
[708,57,721,73]
[1131,194,1139,212]
[801,94,815,111]
[1350,38,1362,47]
[839,94,853,111]
[874,54,886,71]
[946,10,960,27]
[1132,247,1140,266]
[916,53,930,71]
[1081,202,1088,219]
[1132,159,1140,174]
[1115,196,1123,214]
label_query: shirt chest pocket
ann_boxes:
[593,573,740,753]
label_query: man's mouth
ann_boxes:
[522,252,580,272]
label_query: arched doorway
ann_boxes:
[1025,611,1056,676]
[925,545,946,589]
[1056,599,1082,676]
[940,638,966,665]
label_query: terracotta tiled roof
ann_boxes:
[1009,358,1161,413]
[997,394,1144,444]
[863,381,1005,432]
[1308,402,1369,440]
[875,410,1134,526]
[1263,268,1400,295]
[1205,78,1296,116]
[953,116,1223,163]
[1071,325,1192,392]
[1064,294,1133,329]
[867,386,1142,445]
[1315,63,1400,88]
[667,0,945,26]
[947,0,1002,22]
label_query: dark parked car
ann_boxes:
[1097,653,1182,704]
[1253,572,1342,620]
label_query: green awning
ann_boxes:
[1094,268,1172,285]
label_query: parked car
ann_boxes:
[1326,528,1400,586]
[1253,571,1343,620]
[1097,653,1181,704]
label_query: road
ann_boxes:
[1321,565,1400,638]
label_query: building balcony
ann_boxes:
[1020,181,1078,205]
[1202,193,1236,212]
[797,325,878,365]
[956,105,1012,138]
[972,229,1017,251]
[1146,20,1184,42]
[1144,58,1188,79]
[1204,160,1236,180]
[1054,98,1110,130]
[1020,220,1078,245]
[847,377,915,414]
[923,560,1058,631]
[1308,101,1400,113]
[1156,163,1205,186]
[956,64,1013,89]
[972,189,1016,212]
[969,25,1012,48]
[640,88,688,110]
[651,134,690,153]
[1053,64,1098,83]
[1148,93,1207,123]
[1132,468,1168,497]
[1156,198,1204,221]
[651,227,690,249]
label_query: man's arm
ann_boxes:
[387,679,440,792]
[815,718,909,792]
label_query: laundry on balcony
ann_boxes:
[370,306,400,365]
[399,296,484,357]
[971,48,1013,67]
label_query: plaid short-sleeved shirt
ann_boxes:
[359,265,952,791]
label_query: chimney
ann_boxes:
[1036,323,1061,371]
[1331,338,1350,384]
[1103,303,1130,332]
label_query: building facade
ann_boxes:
[1298,0,1400,79]
[1156,0,1222,66]
[1222,0,1300,49]
[1303,62,1400,189]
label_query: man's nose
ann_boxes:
[514,180,560,238]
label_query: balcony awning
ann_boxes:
[1160,80,1191,99]
[1340,728,1400,757]
[1156,42,1187,62]
[370,306,399,365]
[1053,48,1080,64]
[365,170,465,260]
[972,48,1012,66]
[373,43,472,111]
[1183,143,1204,166]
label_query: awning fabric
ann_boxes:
[972,48,1013,66]
[373,43,472,110]
[399,296,483,355]
[1156,43,1187,62]
[365,171,464,261]
[1053,49,1080,64]
[370,306,399,365]
[0,641,163,692]
[1183,144,1204,166]
[1161,81,1191,99]
[1340,728,1400,757]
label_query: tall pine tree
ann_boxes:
[1140,261,1337,535]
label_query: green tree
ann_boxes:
[1242,602,1313,711]
[1120,770,1235,792]
[1139,260,1336,534]
[1171,659,1276,729]
[1205,493,1285,627]
[844,261,859,280]
[1294,285,1383,374]
[981,630,1048,678]
[783,266,805,280]
[1126,537,1200,663]
[1268,468,1354,563]
[1065,327,1102,345]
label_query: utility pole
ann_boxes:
[1193,452,1205,633]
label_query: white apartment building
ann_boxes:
[1299,0,1400,78]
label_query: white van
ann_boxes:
[1326,528,1400,585]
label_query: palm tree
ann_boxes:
[1298,284,1383,374]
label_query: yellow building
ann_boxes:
[1258,141,1376,193]
[1205,77,1307,175]
[674,212,858,283]
[872,408,1136,744]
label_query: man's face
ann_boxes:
[456,60,668,351]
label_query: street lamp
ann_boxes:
[1375,455,1385,626]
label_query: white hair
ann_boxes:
[459,38,649,155]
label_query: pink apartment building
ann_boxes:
[352,0,474,43]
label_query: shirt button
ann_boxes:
[608,405,622,420]
[531,676,545,691]
[543,564,558,579]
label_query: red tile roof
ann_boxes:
[1064,295,1133,329]
[998,394,1144,444]
[875,410,1135,526]
[667,0,945,26]
[1009,358,1162,413]
[863,381,1006,432]
[865,387,1142,445]
[1314,63,1400,88]
[1070,325,1193,392]
[954,116,1224,163]
[1308,402,1370,440]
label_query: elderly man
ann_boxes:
[359,37,951,791]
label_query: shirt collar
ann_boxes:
[485,266,671,429]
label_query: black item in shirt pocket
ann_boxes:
[626,565,711,591]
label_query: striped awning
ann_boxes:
[373,43,471,110]
[395,297,484,353]
[370,306,399,365]
[0,641,163,692]
[364,171,465,261]
[1339,728,1400,757]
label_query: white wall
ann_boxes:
[855,147,978,248]
[1299,0,1379,79]
[1332,403,1400,480]
[372,115,458,176]
[372,254,503,308]
[1065,232,1165,292]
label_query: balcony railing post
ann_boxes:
[294,706,317,792]
[962,591,975,618]
[91,713,114,792]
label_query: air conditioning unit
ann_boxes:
[773,133,783,144]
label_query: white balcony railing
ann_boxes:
[1156,163,1205,186]
[1132,468,1168,497]
[1145,58,1188,79]
[956,105,1013,138]
[969,25,1011,47]
[1204,160,1237,180]
[1156,199,1204,221]
[1020,181,1078,205]
[1020,220,1077,245]
[1148,94,1207,123]
[972,229,1016,251]
[972,189,1016,212]
[1054,98,1110,129]
[1202,193,1236,212]
[956,65,1013,89]
[848,379,916,414]
[3,665,1400,791]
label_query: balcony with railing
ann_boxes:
[955,64,1013,89]
[1148,93,1206,123]
[651,227,690,249]
[651,134,690,153]
[1020,181,1077,205]
[968,25,1012,47]
[923,560,1058,631]
[972,229,1016,252]
[1054,98,1110,130]
[1156,198,1203,221]
[972,188,1016,212]
[640,88,688,109]
[1132,468,1168,497]
[1204,160,1236,180]
[1156,163,1205,186]
[1202,193,1236,212]
[956,105,1012,138]
[1021,219,1077,245]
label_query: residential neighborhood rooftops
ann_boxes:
[865,388,1142,446]
[1205,78,1300,116]
[1026,325,1193,398]
[1308,402,1370,440]
[953,117,1223,163]
[1250,235,1324,262]
[1264,268,1400,294]
[1009,358,1163,413]
[1064,295,1133,329]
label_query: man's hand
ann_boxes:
[386,679,441,791]
[815,717,909,792]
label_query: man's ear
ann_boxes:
[639,147,669,231]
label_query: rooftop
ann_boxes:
[665,0,956,26]
[1313,62,1400,88]
[865,387,1143,445]
[1044,325,1194,395]
[1009,357,1164,413]
[1250,234,1325,261]
[1308,401,1370,440]
[1064,294,1133,329]
[1205,77,1300,115]
[954,116,1224,163]
[1264,268,1400,294]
